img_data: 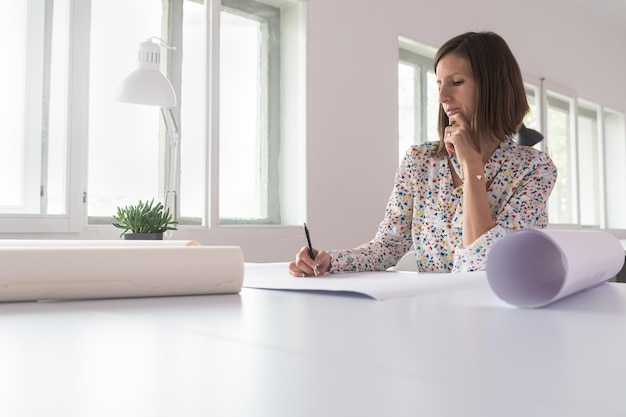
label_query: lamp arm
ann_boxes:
[160,107,179,138]
[160,107,180,229]
[149,37,177,51]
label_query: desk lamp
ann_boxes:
[116,37,180,232]
[517,123,544,147]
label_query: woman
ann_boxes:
[289,31,557,276]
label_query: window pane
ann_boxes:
[578,107,600,227]
[87,0,162,219]
[1,2,28,209]
[425,70,439,142]
[47,0,70,214]
[547,94,575,224]
[398,62,417,161]
[0,0,69,214]
[180,0,206,224]
[397,51,438,164]
[219,11,266,220]
[604,110,626,229]
[524,86,540,131]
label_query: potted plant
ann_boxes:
[112,198,178,240]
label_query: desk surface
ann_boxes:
[1,265,626,417]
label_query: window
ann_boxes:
[604,109,626,229]
[543,91,624,229]
[90,0,304,227]
[398,43,438,162]
[1,0,70,218]
[577,102,601,227]
[218,0,281,224]
[546,92,576,224]
[541,88,625,229]
[87,0,163,222]
[397,61,417,162]
[523,85,541,134]
[1,0,306,235]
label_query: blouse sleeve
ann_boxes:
[452,151,558,272]
[327,150,416,273]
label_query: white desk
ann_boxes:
[1,265,626,417]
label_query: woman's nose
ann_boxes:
[438,85,449,103]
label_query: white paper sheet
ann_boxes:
[0,243,243,302]
[486,229,624,308]
[243,262,487,300]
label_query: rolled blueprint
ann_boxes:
[486,229,624,308]
[0,242,243,302]
[0,239,200,246]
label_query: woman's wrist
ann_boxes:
[462,172,486,183]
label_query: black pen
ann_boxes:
[303,223,319,276]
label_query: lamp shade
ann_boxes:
[516,123,544,147]
[116,39,176,107]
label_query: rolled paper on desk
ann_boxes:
[486,229,624,308]
[0,239,201,247]
[0,243,243,302]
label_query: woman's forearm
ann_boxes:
[461,172,495,246]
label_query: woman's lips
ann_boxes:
[446,108,460,117]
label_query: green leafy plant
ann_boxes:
[112,198,178,237]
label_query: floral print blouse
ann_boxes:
[328,139,557,273]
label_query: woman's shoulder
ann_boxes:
[403,141,440,159]
[505,139,548,159]
[504,140,557,171]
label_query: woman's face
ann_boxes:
[436,53,476,124]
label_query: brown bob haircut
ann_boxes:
[434,31,529,158]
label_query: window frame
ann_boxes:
[0,0,87,234]
[545,88,579,226]
[535,79,625,230]
[398,49,431,146]
[205,0,307,230]
[0,0,306,236]
[217,0,282,225]
[397,42,440,165]
[577,100,603,228]
[603,108,626,231]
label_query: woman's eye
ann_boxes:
[452,80,464,86]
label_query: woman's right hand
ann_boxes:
[288,246,331,277]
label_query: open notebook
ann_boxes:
[0,240,244,302]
